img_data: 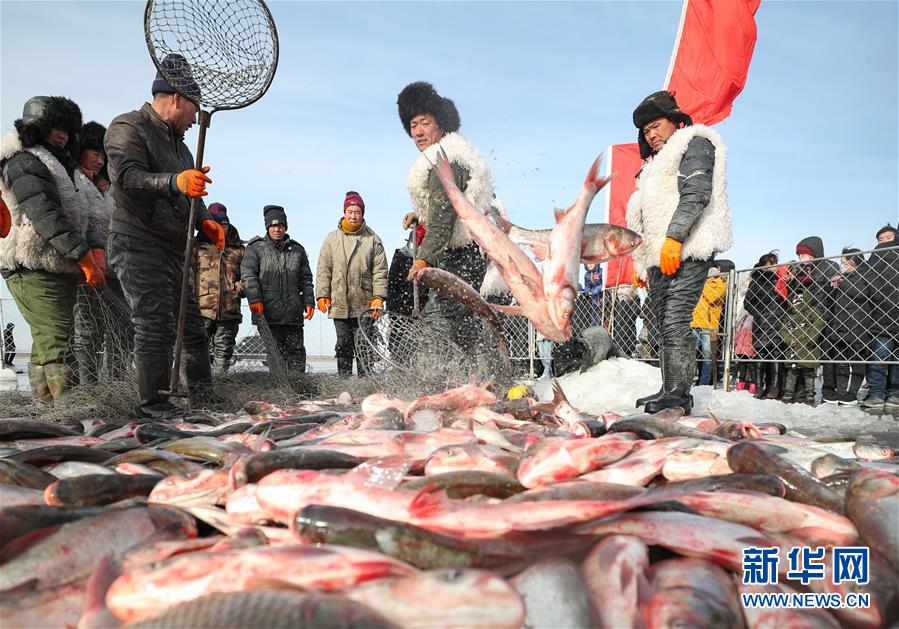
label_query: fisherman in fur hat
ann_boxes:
[396,81,501,353]
[0,96,106,403]
[626,90,733,414]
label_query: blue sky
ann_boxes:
[1,0,897,351]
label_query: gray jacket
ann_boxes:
[241,234,315,325]
[105,103,210,255]
[666,137,714,243]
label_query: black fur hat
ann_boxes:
[14,96,82,149]
[397,81,460,136]
[78,121,107,155]
[633,90,693,159]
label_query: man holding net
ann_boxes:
[105,55,225,418]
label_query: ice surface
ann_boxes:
[533,358,898,440]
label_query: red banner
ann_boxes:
[664,0,761,125]
[604,143,643,287]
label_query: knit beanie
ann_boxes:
[264,204,288,228]
[344,191,365,213]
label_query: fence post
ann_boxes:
[721,268,737,392]
[527,320,535,379]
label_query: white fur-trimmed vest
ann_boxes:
[79,177,115,242]
[626,124,732,280]
[407,131,496,250]
[0,132,92,274]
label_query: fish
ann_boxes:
[580,438,702,487]
[643,558,743,629]
[0,418,81,439]
[414,267,510,366]
[0,483,47,508]
[342,569,526,629]
[662,449,732,481]
[845,468,899,571]
[647,473,786,498]
[43,461,118,479]
[430,148,568,341]
[4,445,117,465]
[516,434,639,488]
[404,383,497,420]
[727,441,845,514]
[401,471,524,500]
[505,480,646,504]
[0,505,105,549]
[540,155,613,335]
[44,473,162,507]
[500,220,642,265]
[148,468,232,507]
[510,558,593,629]
[581,535,650,629]
[0,459,58,489]
[228,448,366,489]
[549,380,601,430]
[852,441,896,461]
[608,417,728,442]
[424,443,519,479]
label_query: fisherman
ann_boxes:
[626,90,732,413]
[191,202,244,374]
[71,121,133,384]
[0,96,105,402]
[241,205,315,372]
[396,81,495,353]
[315,191,388,377]
[105,55,224,417]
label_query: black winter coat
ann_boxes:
[240,235,314,325]
[866,243,899,337]
[825,263,872,346]
[386,248,428,316]
[744,268,788,350]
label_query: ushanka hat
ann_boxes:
[397,81,460,136]
[14,96,82,149]
[633,90,693,158]
[78,121,107,154]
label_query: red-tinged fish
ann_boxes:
[712,420,764,441]
[404,384,497,420]
[425,443,520,479]
[541,155,613,335]
[226,483,270,525]
[0,506,196,594]
[644,558,745,629]
[737,582,840,628]
[44,473,160,507]
[148,468,232,507]
[105,544,417,623]
[114,463,163,477]
[502,221,642,266]
[662,449,732,481]
[281,415,364,444]
[220,434,275,450]
[0,580,87,629]
[581,535,650,629]
[516,434,639,488]
[581,438,700,487]
[852,442,896,461]
[0,483,47,508]
[846,468,899,571]
[343,569,525,629]
[77,555,122,629]
[672,490,859,546]
[361,393,411,419]
[549,380,601,431]
[0,435,108,450]
[460,406,534,430]
[576,512,782,572]
[430,148,568,342]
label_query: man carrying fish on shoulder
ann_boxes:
[627,90,733,414]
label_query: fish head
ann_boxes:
[605,228,643,258]
[548,286,576,336]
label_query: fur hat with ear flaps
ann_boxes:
[14,96,82,149]
[78,121,107,155]
[397,81,460,136]
[633,90,693,159]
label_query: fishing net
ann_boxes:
[144,0,278,111]
[355,310,510,395]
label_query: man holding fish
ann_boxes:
[626,90,733,414]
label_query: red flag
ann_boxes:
[664,0,761,125]
[604,143,643,287]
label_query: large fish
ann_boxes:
[540,156,613,335]
[511,558,593,629]
[516,434,639,488]
[581,535,650,629]
[430,148,569,341]
[499,220,642,265]
[845,468,899,571]
[414,267,510,367]
[642,558,744,629]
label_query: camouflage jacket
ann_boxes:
[192,224,244,322]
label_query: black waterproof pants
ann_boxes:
[646,259,713,350]
[268,324,305,372]
[204,318,239,373]
[421,243,488,354]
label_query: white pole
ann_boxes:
[663,0,690,89]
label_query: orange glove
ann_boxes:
[90,248,106,278]
[249,301,264,315]
[78,250,106,288]
[200,219,225,250]
[304,306,315,320]
[370,297,384,319]
[632,271,646,289]
[176,166,211,198]
[317,297,331,313]
[407,258,428,282]
[660,237,683,276]
[0,198,11,238]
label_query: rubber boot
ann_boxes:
[636,352,665,407]
[28,363,53,403]
[645,346,695,415]
[804,371,817,406]
[74,351,99,386]
[184,350,224,407]
[781,370,798,404]
[754,363,768,399]
[43,362,73,402]
[336,356,353,378]
[764,364,783,400]
[135,354,182,419]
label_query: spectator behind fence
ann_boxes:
[779,276,826,405]
[743,252,788,398]
[690,261,726,386]
[875,223,895,245]
[604,283,640,359]
[316,191,389,378]
[860,233,898,409]
[191,203,244,375]
[241,205,315,373]
[582,263,603,325]
[820,248,870,405]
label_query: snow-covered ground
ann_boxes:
[534,358,898,440]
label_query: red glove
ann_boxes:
[415,224,426,247]
[659,237,683,276]
[201,219,226,250]
[407,259,428,282]
[90,248,106,278]
[317,297,331,313]
[176,166,212,198]
[370,297,384,319]
[304,306,315,320]
[249,302,264,315]
[78,250,106,288]
[0,198,11,238]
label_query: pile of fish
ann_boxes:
[1,380,897,628]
